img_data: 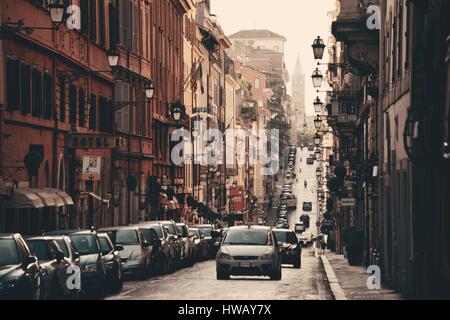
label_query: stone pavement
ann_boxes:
[320,251,404,300]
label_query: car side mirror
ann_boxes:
[200,234,205,239]
[73,252,80,260]
[143,242,151,248]
[23,255,37,267]
[102,250,111,256]
[115,245,124,252]
[55,251,65,262]
[214,241,221,247]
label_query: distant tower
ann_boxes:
[292,53,305,120]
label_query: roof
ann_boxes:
[229,225,271,231]
[229,29,286,41]
[272,228,295,233]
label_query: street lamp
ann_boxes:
[144,81,155,99]
[312,36,326,60]
[48,1,65,25]
[314,133,322,147]
[311,68,323,88]
[314,114,323,130]
[107,49,120,68]
[313,96,323,113]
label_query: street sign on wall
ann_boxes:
[82,156,102,181]
[68,134,118,149]
[341,198,356,207]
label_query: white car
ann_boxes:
[216,226,282,280]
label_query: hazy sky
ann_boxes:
[211,0,336,115]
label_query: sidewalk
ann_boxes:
[320,251,403,300]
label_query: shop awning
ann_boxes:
[6,189,45,209]
[31,189,64,207]
[47,188,74,206]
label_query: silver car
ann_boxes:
[216,225,282,280]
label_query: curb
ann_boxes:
[320,254,348,300]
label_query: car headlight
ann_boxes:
[260,249,274,260]
[130,254,144,262]
[219,252,232,260]
[84,263,98,273]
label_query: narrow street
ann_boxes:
[108,148,333,300]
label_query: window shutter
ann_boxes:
[80,0,89,36]
[114,80,123,131]
[90,0,97,42]
[109,2,119,48]
[78,88,86,127]
[43,73,53,120]
[122,82,130,133]
[69,85,77,125]
[31,69,43,118]
[59,80,66,122]
[20,63,31,115]
[89,94,97,130]
[126,0,132,50]
[99,0,106,47]
[6,59,20,111]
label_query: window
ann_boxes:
[20,63,31,115]
[273,46,279,52]
[78,88,86,127]
[59,81,66,122]
[89,94,97,130]
[6,59,20,112]
[80,0,89,36]
[109,1,119,48]
[43,73,53,120]
[114,81,130,132]
[99,96,112,133]
[31,69,43,118]
[69,85,77,125]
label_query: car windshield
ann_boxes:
[0,239,20,266]
[198,227,212,237]
[274,231,298,244]
[162,223,177,235]
[98,236,113,252]
[110,230,139,245]
[150,226,164,239]
[70,235,99,255]
[54,240,70,258]
[27,240,51,261]
[223,229,269,246]
[177,226,189,237]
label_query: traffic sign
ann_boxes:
[341,198,356,207]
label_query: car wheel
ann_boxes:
[216,271,230,280]
[270,266,282,281]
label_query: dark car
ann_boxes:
[306,157,314,165]
[194,224,221,258]
[189,228,208,261]
[308,143,314,151]
[303,201,313,212]
[176,223,195,266]
[148,221,183,268]
[273,229,302,268]
[139,222,177,274]
[99,226,153,279]
[96,233,123,293]
[25,237,72,299]
[45,229,107,298]
[0,234,41,300]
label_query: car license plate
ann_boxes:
[240,262,251,268]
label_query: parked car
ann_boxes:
[300,214,311,229]
[98,226,152,279]
[303,201,313,212]
[308,143,314,151]
[272,229,302,268]
[25,237,72,299]
[294,223,306,234]
[152,221,183,268]
[176,223,195,266]
[0,234,41,300]
[45,229,107,298]
[298,231,314,247]
[286,195,298,209]
[307,157,314,165]
[96,233,123,293]
[139,222,176,274]
[194,224,220,258]
[189,228,208,261]
[216,226,282,280]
